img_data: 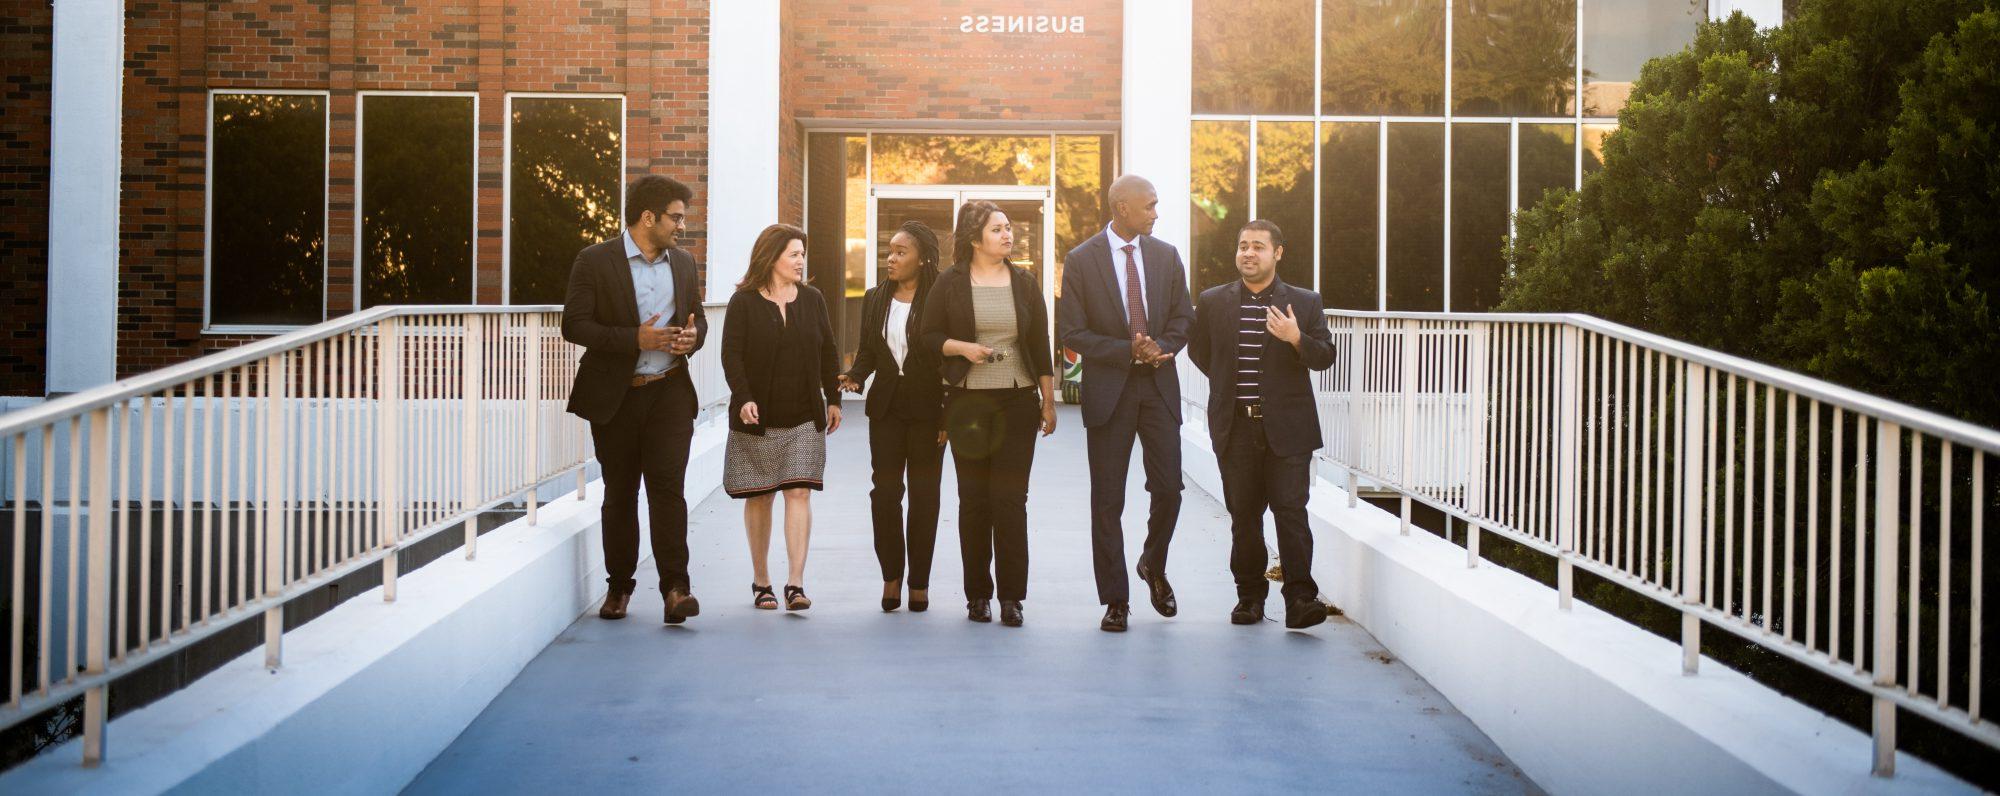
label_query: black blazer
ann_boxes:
[721,285,842,435]
[844,284,944,420]
[1188,279,1337,459]
[1055,230,1194,429]
[560,237,709,425]
[919,264,1054,388]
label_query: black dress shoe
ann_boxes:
[1285,597,1329,629]
[1000,600,1023,627]
[1230,598,1264,625]
[1137,563,1177,618]
[1100,602,1129,632]
[967,599,992,623]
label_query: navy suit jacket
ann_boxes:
[1055,230,1195,429]
[1188,279,1336,458]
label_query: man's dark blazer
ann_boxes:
[844,283,944,420]
[560,237,710,424]
[1055,230,1195,429]
[1188,279,1336,459]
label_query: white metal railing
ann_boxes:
[1219,309,1994,777]
[0,302,727,767]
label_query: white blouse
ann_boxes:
[885,298,912,372]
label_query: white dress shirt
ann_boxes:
[1105,222,1148,320]
[885,297,912,372]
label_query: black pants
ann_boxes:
[1084,374,1182,604]
[870,410,945,589]
[945,387,1039,601]
[588,368,697,595]
[1218,417,1318,603]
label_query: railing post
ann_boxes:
[378,318,402,602]
[1346,321,1366,506]
[1558,326,1581,611]
[1872,420,1902,777]
[1468,321,1489,534]
[1680,363,1707,675]
[263,354,287,672]
[525,314,542,526]
[1399,319,1417,534]
[1346,470,1358,508]
[462,315,482,560]
[80,407,111,766]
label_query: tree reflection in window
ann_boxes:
[1054,135,1115,301]
[1320,122,1380,310]
[360,95,474,309]
[870,135,1051,186]
[210,93,326,327]
[1452,0,1577,117]
[1517,122,1576,211]
[1191,120,1251,295]
[1450,123,1509,311]
[508,97,623,305]
[1255,121,1317,289]
[1322,0,1446,116]
[1582,0,1701,116]
[1386,123,1444,310]
[1194,0,1316,115]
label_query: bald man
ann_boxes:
[1055,174,1195,632]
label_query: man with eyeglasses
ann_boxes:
[562,175,708,626]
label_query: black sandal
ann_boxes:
[785,585,812,611]
[752,584,778,610]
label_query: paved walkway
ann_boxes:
[406,407,1536,794]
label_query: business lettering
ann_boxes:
[958,15,1086,35]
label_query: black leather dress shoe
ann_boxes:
[1000,600,1023,627]
[967,599,992,623]
[1285,597,1329,629]
[1230,598,1264,625]
[1100,602,1129,632]
[1137,563,1177,617]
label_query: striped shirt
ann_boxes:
[1236,284,1277,407]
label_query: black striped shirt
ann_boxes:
[1236,284,1276,406]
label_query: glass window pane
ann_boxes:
[1583,123,1615,178]
[1386,123,1444,310]
[869,135,1051,186]
[211,93,326,327]
[507,96,622,305]
[1322,0,1446,116]
[1452,0,1577,117]
[1583,0,1702,116]
[806,133,867,363]
[1194,0,1316,114]
[359,95,475,309]
[1055,135,1115,302]
[1319,122,1379,310]
[1517,122,1575,209]
[1191,121,1251,296]
[1450,123,1509,312]
[1255,121,1316,289]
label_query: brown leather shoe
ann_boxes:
[599,591,631,620]
[663,588,701,624]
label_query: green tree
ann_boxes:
[1501,0,2000,426]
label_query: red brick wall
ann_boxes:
[2,0,709,392]
[0,5,52,395]
[778,1,1124,222]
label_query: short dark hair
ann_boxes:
[625,175,694,226]
[1239,219,1286,249]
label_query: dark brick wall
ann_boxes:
[1,0,709,393]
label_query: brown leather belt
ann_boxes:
[630,364,681,388]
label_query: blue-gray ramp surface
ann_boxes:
[407,406,1535,794]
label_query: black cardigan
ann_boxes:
[844,283,944,420]
[918,264,1055,388]
[721,285,842,435]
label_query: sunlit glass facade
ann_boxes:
[1191,0,1702,310]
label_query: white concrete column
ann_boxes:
[45,0,124,393]
[1709,0,1784,26]
[1120,0,1194,262]
[704,0,781,302]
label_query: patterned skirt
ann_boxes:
[723,422,827,498]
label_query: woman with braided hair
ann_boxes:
[839,220,948,613]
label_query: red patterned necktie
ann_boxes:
[1121,243,1148,337]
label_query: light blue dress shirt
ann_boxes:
[625,230,680,376]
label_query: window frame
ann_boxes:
[202,88,332,335]
[500,92,629,306]
[353,90,482,313]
